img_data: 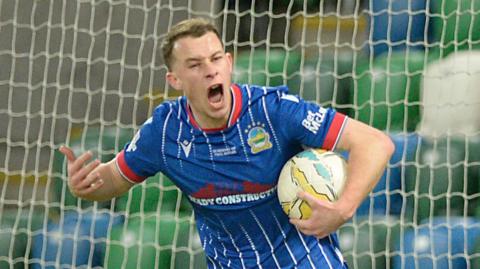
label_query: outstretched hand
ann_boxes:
[59,146,104,197]
[289,191,349,239]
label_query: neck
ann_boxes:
[190,108,229,130]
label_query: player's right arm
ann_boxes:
[59,146,134,202]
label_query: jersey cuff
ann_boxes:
[323,113,348,151]
[115,150,147,184]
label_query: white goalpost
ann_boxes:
[1,0,480,268]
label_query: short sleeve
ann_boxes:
[115,116,162,184]
[273,93,348,150]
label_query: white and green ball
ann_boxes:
[277,149,347,219]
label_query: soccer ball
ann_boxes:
[277,149,347,219]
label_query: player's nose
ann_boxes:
[204,60,218,79]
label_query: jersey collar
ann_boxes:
[186,83,243,132]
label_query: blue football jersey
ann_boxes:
[116,84,348,268]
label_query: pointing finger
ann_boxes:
[59,146,76,163]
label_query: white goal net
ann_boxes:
[1,0,480,268]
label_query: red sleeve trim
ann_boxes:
[115,150,146,183]
[323,113,347,150]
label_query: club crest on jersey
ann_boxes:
[245,123,272,154]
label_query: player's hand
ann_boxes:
[59,146,104,197]
[289,191,349,239]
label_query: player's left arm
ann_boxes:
[290,118,394,238]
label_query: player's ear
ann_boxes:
[166,72,182,91]
[226,52,233,73]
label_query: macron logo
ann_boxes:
[180,140,192,157]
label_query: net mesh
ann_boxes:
[1,0,480,268]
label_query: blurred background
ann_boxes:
[1,0,480,268]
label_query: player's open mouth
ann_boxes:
[208,84,224,105]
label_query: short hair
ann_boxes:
[162,18,222,70]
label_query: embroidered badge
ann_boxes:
[245,122,272,154]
